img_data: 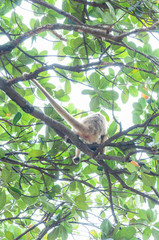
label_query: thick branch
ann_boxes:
[0,77,94,158]
[2,22,158,56]
[0,23,118,55]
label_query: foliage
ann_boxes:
[0,0,159,239]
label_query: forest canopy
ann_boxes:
[0,0,159,239]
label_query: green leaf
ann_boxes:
[18,53,34,64]
[2,0,159,237]
[64,222,72,234]
[63,46,74,55]
[75,202,89,210]
[82,89,96,95]
[153,48,159,58]
[55,89,65,98]
[132,111,141,124]
[29,184,39,196]
[60,225,68,240]
[127,42,137,57]
[135,6,143,17]
[17,199,27,210]
[90,96,99,110]
[129,86,138,97]
[139,97,146,109]
[100,90,119,101]
[99,77,110,89]
[70,37,83,49]
[65,80,71,94]
[21,196,37,205]
[90,229,98,239]
[63,193,72,203]
[120,226,136,239]
[146,209,157,222]
[121,88,129,103]
[126,162,138,173]
[154,222,159,229]
[100,219,112,236]
[8,172,19,183]
[75,194,86,203]
[77,182,84,194]
[143,227,151,240]
[13,112,22,125]
[8,186,21,200]
[152,228,159,239]
[83,164,98,174]
[41,14,56,25]
[107,121,118,137]
[47,227,59,240]
[41,197,56,213]
[69,182,76,191]
[0,190,6,210]
[97,165,103,171]
[141,173,156,187]
[89,72,100,89]
[128,6,135,12]
[133,102,143,111]
[138,209,147,220]
[127,172,138,185]
[103,12,113,24]
[143,43,152,55]
[155,132,159,144]
[28,149,45,157]
[5,231,14,240]
[105,2,116,19]
[8,102,17,114]
[0,148,5,158]
[2,168,10,184]
[52,185,61,194]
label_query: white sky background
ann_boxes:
[2,1,159,239]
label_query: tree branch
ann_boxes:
[1,21,158,56]
[102,162,118,223]
[99,160,159,204]
[0,77,94,158]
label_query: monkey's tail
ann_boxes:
[31,78,86,132]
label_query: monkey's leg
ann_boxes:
[72,147,81,165]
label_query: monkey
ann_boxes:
[24,75,107,164]
[72,113,107,163]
